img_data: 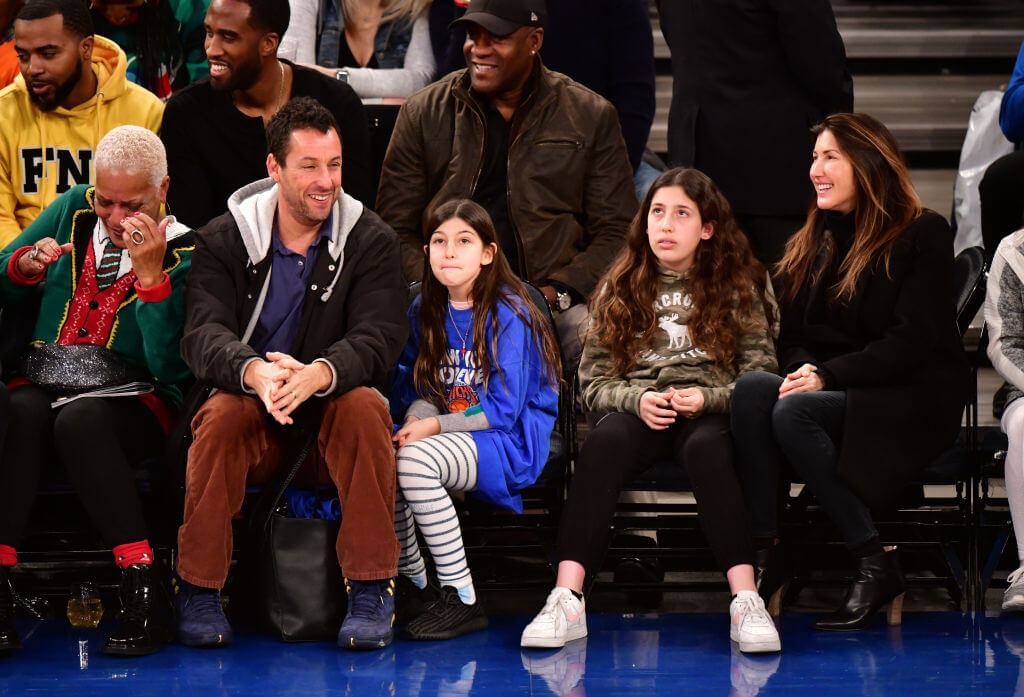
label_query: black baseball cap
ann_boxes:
[450,0,547,36]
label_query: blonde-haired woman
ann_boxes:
[279,0,435,99]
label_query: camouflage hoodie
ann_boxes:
[579,268,779,416]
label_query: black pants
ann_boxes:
[556,411,754,574]
[730,371,878,548]
[980,149,1024,258]
[0,386,165,548]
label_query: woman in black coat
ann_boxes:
[730,112,969,632]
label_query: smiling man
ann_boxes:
[0,0,164,247]
[160,0,374,230]
[175,97,407,651]
[376,0,635,361]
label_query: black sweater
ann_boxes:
[161,60,374,230]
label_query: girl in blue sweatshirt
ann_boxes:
[390,199,561,640]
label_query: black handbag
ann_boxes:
[20,343,150,396]
[247,432,346,642]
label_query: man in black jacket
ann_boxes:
[174,98,406,651]
[658,0,853,268]
[160,0,374,230]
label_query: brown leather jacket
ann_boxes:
[376,62,636,298]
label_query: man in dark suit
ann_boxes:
[657,0,853,268]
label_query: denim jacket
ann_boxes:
[316,0,414,69]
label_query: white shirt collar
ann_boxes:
[91,219,133,278]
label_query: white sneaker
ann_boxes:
[730,590,781,653]
[520,586,587,648]
[1004,566,1024,611]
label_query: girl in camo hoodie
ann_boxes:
[520,167,781,654]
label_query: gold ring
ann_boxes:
[130,229,145,245]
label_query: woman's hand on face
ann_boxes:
[123,213,170,289]
[778,363,824,397]
[639,390,677,430]
[669,387,705,418]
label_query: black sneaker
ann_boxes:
[403,585,487,641]
[396,575,437,627]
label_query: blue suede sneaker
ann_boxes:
[338,578,395,650]
[171,574,233,648]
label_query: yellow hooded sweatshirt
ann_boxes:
[0,35,164,247]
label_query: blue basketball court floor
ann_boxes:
[3,610,1023,696]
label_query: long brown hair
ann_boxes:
[776,112,923,304]
[590,168,774,375]
[413,199,562,404]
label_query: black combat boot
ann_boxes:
[103,564,168,656]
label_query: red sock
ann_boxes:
[112,540,154,568]
[0,545,15,567]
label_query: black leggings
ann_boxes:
[0,385,165,548]
[556,411,754,574]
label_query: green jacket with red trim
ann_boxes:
[0,184,193,405]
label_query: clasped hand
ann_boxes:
[243,351,332,425]
[638,386,705,431]
[778,363,824,398]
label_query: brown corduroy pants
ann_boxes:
[175,387,399,589]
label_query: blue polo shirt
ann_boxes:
[249,216,332,356]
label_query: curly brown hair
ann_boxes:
[413,200,562,404]
[589,168,775,375]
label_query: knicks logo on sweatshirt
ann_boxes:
[20,147,92,195]
[446,383,481,414]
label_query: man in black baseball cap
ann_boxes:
[450,0,547,36]
[449,0,546,117]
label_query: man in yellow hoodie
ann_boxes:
[0,0,164,247]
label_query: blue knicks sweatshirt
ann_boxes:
[390,292,558,512]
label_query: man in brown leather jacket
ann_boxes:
[375,0,636,359]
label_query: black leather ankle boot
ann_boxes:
[103,564,168,656]
[754,544,790,617]
[814,549,906,631]
[0,566,20,652]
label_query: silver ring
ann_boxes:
[130,229,145,245]
[28,247,39,260]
